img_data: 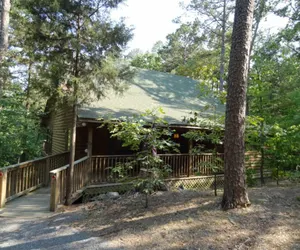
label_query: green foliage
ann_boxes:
[183,103,224,174]
[195,154,224,175]
[0,0,133,168]
[266,125,300,171]
[246,15,300,176]
[245,115,265,151]
[289,169,300,183]
[245,116,300,176]
[183,102,224,150]
[275,0,299,57]
[0,86,45,167]
[249,33,300,128]
[106,109,178,207]
[11,0,133,104]
[158,20,205,73]
[270,168,285,180]
[246,168,257,187]
[130,52,163,71]
[110,161,134,181]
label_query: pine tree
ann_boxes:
[221,0,255,209]
[13,0,133,203]
[0,0,11,92]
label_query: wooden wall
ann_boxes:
[74,125,133,157]
[75,126,88,159]
[50,104,74,154]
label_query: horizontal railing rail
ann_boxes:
[91,152,264,183]
[0,151,69,207]
[91,153,225,183]
[50,156,90,211]
[91,155,138,184]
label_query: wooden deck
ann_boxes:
[0,152,263,213]
[0,187,52,218]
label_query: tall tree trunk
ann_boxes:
[65,103,77,205]
[259,95,265,185]
[219,0,227,92]
[25,61,32,110]
[221,0,255,210]
[0,0,11,92]
[260,121,265,186]
[66,12,80,205]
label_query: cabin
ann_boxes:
[44,69,225,159]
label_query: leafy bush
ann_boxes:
[289,169,300,183]
[270,168,291,180]
[246,168,257,187]
[106,109,178,207]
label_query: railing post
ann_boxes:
[45,157,50,187]
[214,173,217,196]
[0,170,7,208]
[50,172,60,212]
[188,140,193,177]
[87,126,93,184]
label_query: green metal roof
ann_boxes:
[78,69,224,125]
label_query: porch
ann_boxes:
[0,151,261,213]
[54,151,233,210]
[74,122,224,159]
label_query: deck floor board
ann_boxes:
[0,188,53,218]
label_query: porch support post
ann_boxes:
[188,140,193,177]
[50,172,60,212]
[45,157,50,187]
[0,170,7,208]
[66,104,77,205]
[87,126,93,183]
[88,126,93,157]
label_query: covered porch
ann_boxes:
[74,120,224,159]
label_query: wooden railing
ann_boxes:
[0,151,264,211]
[91,155,138,184]
[160,153,224,177]
[0,152,69,208]
[245,151,262,169]
[91,153,225,183]
[50,156,90,211]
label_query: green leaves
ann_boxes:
[249,32,300,128]
[106,108,178,207]
[11,0,133,105]
[0,86,45,167]
[130,53,163,71]
[107,109,178,153]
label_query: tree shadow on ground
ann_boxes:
[0,212,119,250]
[80,186,300,250]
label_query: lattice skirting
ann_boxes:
[82,173,277,201]
[83,175,226,201]
[165,175,224,191]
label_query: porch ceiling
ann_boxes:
[78,69,225,125]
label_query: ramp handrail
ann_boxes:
[0,152,69,207]
[50,156,90,211]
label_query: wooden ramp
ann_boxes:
[0,188,52,218]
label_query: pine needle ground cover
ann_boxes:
[66,185,300,250]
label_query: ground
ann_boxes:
[1,185,299,250]
[76,185,300,250]
[0,212,111,250]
